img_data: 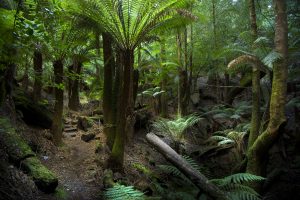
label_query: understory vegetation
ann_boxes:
[0,0,299,200]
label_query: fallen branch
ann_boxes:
[146,132,229,200]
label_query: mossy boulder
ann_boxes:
[21,157,58,193]
[13,87,53,128]
[0,117,35,162]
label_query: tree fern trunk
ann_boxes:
[51,59,64,146]
[102,33,116,149]
[68,59,81,111]
[110,49,134,170]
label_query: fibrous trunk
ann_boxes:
[68,59,82,111]
[102,33,117,150]
[51,59,64,146]
[109,49,135,170]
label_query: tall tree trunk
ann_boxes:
[68,59,82,111]
[109,49,134,170]
[102,33,116,149]
[33,51,43,102]
[51,59,64,146]
[246,0,288,191]
[176,30,188,116]
[247,0,261,148]
[160,38,168,117]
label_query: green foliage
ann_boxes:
[71,0,191,51]
[139,87,165,98]
[200,101,252,124]
[152,114,201,141]
[104,184,145,200]
[208,173,265,200]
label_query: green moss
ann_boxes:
[0,117,35,162]
[54,187,68,200]
[22,157,58,193]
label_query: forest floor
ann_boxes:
[41,123,103,200]
[25,111,163,200]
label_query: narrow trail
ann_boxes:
[41,119,103,200]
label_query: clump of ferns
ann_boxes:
[156,155,264,200]
[151,114,201,153]
[207,129,248,162]
[205,173,265,200]
[155,155,210,200]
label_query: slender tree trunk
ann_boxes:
[247,0,261,148]
[110,49,134,170]
[176,30,188,116]
[68,59,82,111]
[33,51,43,102]
[246,0,288,191]
[160,38,168,117]
[102,33,116,149]
[51,59,64,146]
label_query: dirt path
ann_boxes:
[41,121,103,200]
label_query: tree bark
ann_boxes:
[33,51,43,102]
[102,33,116,149]
[146,133,229,200]
[68,59,82,111]
[248,0,261,148]
[246,0,288,191]
[51,59,64,146]
[160,37,168,117]
[109,49,134,170]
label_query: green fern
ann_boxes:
[211,173,265,185]
[104,184,145,200]
[207,173,265,200]
[152,114,201,141]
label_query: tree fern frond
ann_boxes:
[228,55,270,74]
[262,51,282,69]
[211,173,265,185]
[104,184,145,200]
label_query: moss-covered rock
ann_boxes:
[0,117,35,162]
[21,157,58,193]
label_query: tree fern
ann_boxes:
[104,184,145,200]
[151,114,201,141]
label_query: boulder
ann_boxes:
[77,116,93,131]
[13,88,53,128]
[81,133,96,142]
[21,157,58,193]
[0,117,35,162]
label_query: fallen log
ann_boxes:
[146,132,229,200]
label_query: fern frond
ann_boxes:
[104,184,145,200]
[262,51,282,69]
[211,173,265,185]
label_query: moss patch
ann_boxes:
[0,117,35,162]
[54,187,68,200]
[21,157,58,193]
